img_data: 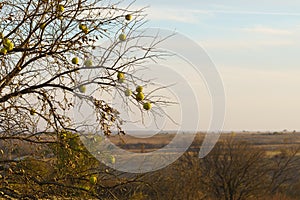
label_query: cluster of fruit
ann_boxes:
[0,35,14,55]
[117,72,152,110]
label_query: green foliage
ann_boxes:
[50,131,100,192]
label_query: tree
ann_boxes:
[199,139,270,200]
[0,0,166,137]
[0,0,169,198]
[199,138,300,200]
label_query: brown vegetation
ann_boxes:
[1,132,300,199]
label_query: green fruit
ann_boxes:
[136,85,143,93]
[6,42,14,51]
[79,24,89,34]
[143,102,152,110]
[89,176,97,184]
[110,155,116,164]
[58,5,64,12]
[0,48,7,55]
[40,23,46,29]
[79,85,86,93]
[117,72,125,83]
[3,38,14,51]
[30,109,36,115]
[124,89,132,97]
[117,72,124,79]
[82,27,89,34]
[3,38,11,46]
[136,92,144,101]
[84,59,93,67]
[125,14,132,21]
[61,133,67,139]
[118,78,125,83]
[72,57,79,64]
[79,24,85,30]
[119,33,126,41]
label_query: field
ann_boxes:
[109,131,300,153]
[1,131,300,199]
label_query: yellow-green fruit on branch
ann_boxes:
[118,78,125,83]
[110,155,116,164]
[3,38,14,51]
[72,57,79,64]
[0,48,7,55]
[6,42,14,51]
[30,109,36,115]
[119,33,126,42]
[136,92,144,101]
[3,38,11,46]
[89,176,97,184]
[79,85,86,93]
[79,24,89,33]
[117,72,125,83]
[117,72,125,79]
[124,88,132,97]
[60,132,67,140]
[84,59,93,67]
[40,23,46,29]
[136,85,143,93]
[57,5,64,12]
[143,102,152,110]
[125,14,132,21]
[79,24,85,30]
[82,27,89,34]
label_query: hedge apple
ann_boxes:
[136,85,143,93]
[84,59,93,67]
[124,88,132,97]
[89,176,97,184]
[110,155,116,164]
[40,23,46,29]
[143,102,152,110]
[117,72,125,83]
[136,92,144,101]
[6,42,14,51]
[72,57,79,64]
[79,85,86,93]
[125,14,132,21]
[119,33,126,41]
[0,48,7,55]
[3,38,14,51]
[30,109,36,115]
[79,24,85,30]
[58,5,64,12]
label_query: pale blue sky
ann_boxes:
[130,0,300,131]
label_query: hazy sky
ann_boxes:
[130,0,300,131]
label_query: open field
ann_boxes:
[108,131,300,154]
[1,131,300,199]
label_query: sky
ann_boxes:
[128,0,300,132]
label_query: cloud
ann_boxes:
[242,26,293,35]
[202,38,294,50]
[145,7,211,24]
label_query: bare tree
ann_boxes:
[199,139,269,200]
[0,0,171,198]
[268,146,300,195]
